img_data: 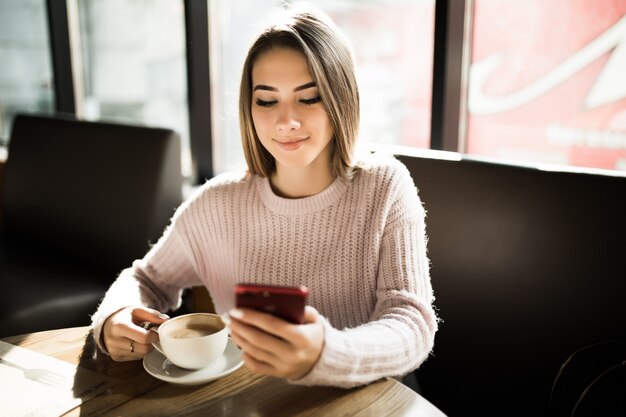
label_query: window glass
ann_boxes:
[76,0,190,175]
[467,0,626,171]
[0,0,54,150]
[209,0,435,174]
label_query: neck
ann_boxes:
[270,160,334,199]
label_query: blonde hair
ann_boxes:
[239,4,359,179]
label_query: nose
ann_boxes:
[276,104,301,132]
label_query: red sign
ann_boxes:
[468,0,626,171]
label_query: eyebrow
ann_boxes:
[253,81,317,92]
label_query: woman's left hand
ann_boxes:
[226,306,324,380]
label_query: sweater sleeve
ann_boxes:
[90,199,204,353]
[293,163,438,388]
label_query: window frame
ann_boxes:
[42,0,476,181]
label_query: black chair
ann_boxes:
[0,113,182,337]
[395,150,626,417]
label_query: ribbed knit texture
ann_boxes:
[90,153,438,388]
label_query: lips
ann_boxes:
[274,137,308,151]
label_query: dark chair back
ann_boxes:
[2,113,182,273]
[0,113,183,337]
[396,150,626,416]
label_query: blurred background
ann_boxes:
[1,0,625,180]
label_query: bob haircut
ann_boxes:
[239,4,360,179]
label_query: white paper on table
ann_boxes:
[0,340,114,417]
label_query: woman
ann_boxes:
[91,3,437,388]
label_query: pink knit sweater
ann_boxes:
[91,154,437,388]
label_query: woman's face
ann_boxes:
[251,47,333,174]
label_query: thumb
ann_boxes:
[131,306,170,325]
[303,306,320,324]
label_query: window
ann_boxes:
[76,0,191,175]
[467,0,626,171]
[0,0,54,150]
[209,0,435,174]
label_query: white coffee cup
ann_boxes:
[153,313,228,370]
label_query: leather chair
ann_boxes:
[0,113,182,337]
[395,150,626,416]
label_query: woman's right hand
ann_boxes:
[102,306,169,362]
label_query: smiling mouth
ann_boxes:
[274,137,308,151]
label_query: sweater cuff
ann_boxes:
[289,318,372,389]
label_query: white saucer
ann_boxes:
[143,338,244,385]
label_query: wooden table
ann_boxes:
[2,327,446,416]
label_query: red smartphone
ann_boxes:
[235,283,309,324]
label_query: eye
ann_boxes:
[300,96,321,105]
[255,98,277,107]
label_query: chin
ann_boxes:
[275,157,315,170]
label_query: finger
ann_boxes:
[302,306,319,324]
[232,306,322,350]
[229,317,286,349]
[103,307,159,356]
[229,332,279,365]
[131,307,170,325]
[229,322,291,362]
[113,307,168,345]
[242,352,280,377]
[114,324,155,345]
[229,308,299,341]
[229,320,295,361]
[108,337,144,361]
[128,341,154,355]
